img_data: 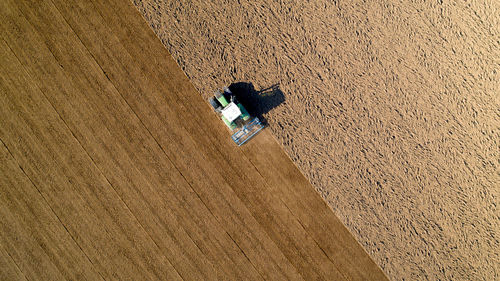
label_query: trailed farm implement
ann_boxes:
[208,87,264,146]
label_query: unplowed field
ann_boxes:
[133,0,500,280]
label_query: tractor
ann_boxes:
[208,87,264,146]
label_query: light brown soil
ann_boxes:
[133,1,500,280]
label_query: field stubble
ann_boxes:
[133,0,499,280]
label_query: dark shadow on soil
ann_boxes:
[228,82,285,124]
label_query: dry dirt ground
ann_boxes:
[133,1,499,280]
[1,0,387,280]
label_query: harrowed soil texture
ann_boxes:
[133,1,499,280]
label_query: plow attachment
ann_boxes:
[231,117,264,146]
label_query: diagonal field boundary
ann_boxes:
[0,0,388,280]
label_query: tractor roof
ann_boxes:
[221,102,242,123]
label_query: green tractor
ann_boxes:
[209,87,264,146]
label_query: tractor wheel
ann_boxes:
[209,97,221,111]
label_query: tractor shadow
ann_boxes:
[228,82,285,125]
